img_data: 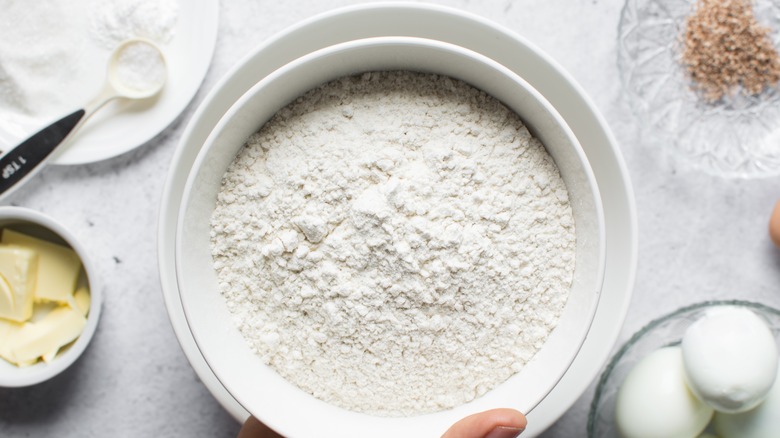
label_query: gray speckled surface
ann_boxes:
[1,0,779,436]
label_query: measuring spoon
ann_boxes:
[0,38,167,201]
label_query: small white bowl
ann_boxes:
[176,36,605,437]
[0,206,101,387]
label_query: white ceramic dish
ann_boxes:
[0,0,219,165]
[175,36,605,437]
[0,207,102,387]
[158,3,638,436]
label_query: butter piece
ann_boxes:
[9,306,86,364]
[2,230,81,303]
[15,357,38,367]
[0,317,22,363]
[0,275,14,318]
[73,287,90,317]
[41,347,58,363]
[29,301,58,323]
[0,245,38,322]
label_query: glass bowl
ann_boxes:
[618,0,780,177]
[587,300,780,437]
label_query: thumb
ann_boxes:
[441,408,527,438]
[236,416,284,438]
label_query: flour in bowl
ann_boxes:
[210,71,576,416]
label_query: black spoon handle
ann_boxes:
[0,109,85,197]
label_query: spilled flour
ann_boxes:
[210,71,576,416]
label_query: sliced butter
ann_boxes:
[41,347,58,363]
[0,317,22,363]
[72,287,90,317]
[8,306,86,364]
[2,230,81,303]
[0,245,38,322]
[29,301,58,323]
[0,275,14,318]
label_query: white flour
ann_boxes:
[211,71,576,416]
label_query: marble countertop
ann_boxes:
[2,0,780,436]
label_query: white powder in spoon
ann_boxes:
[114,41,166,93]
[211,71,577,416]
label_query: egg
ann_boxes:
[714,366,780,438]
[615,346,713,438]
[681,306,778,413]
[769,200,780,247]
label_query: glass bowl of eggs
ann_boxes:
[588,300,780,438]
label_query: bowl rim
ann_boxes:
[176,36,606,436]
[0,206,102,388]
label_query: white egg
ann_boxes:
[714,366,780,438]
[615,346,713,438]
[681,307,778,413]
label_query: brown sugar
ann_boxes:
[682,0,780,102]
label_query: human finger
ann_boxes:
[440,408,527,438]
[236,416,284,438]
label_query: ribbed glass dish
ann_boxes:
[618,0,780,177]
[587,300,780,437]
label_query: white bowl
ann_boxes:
[0,206,101,387]
[157,4,639,434]
[176,36,605,437]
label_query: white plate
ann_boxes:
[0,1,219,165]
[158,3,638,436]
